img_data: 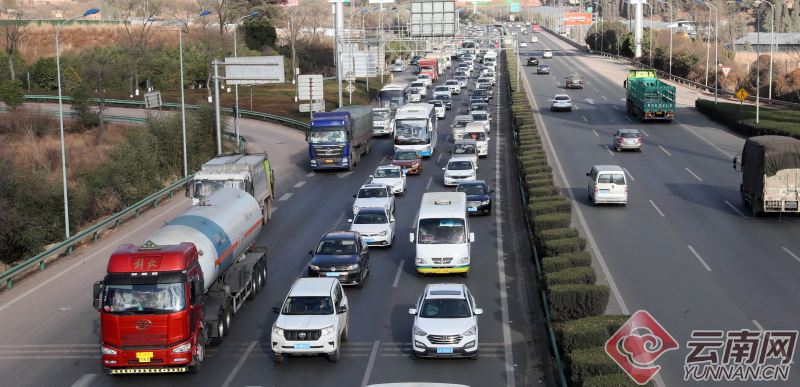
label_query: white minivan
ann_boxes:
[586,165,628,205]
[462,122,489,157]
[411,192,474,277]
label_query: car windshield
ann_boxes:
[472,114,488,121]
[435,87,449,92]
[428,101,443,107]
[448,160,474,170]
[411,82,425,88]
[540,65,549,69]
[192,179,243,199]
[394,151,418,160]
[457,184,487,195]
[470,104,487,111]
[353,212,388,224]
[479,85,491,90]
[621,132,640,138]
[440,95,451,102]
[446,81,458,85]
[419,299,471,318]
[358,188,387,198]
[455,72,466,77]
[374,111,390,121]
[597,173,625,185]
[395,119,431,145]
[417,218,466,244]
[374,168,401,178]
[418,74,431,79]
[316,238,357,255]
[570,76,582,81]
[473,90,487,96]
[463,132,486,141]
[103,283,186,315]
[452,120,472,128]
[455,76,466,81]
[282,296,334,315]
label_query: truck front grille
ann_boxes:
[121,333,167,346]
[427,334,462,344]
[313,145,345,158]
[284,330,322,341]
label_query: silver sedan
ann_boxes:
[613,129,642,152]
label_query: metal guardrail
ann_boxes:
[539,26,800,109]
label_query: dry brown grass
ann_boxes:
[735,51,800,74]
[0,109,134,184]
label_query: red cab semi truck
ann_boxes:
[418,59,439,83]
[532,25,541,33]
[93,188,268,374]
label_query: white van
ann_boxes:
[462,122,489,157]
[411,192,474,277]
[586,165,628,205]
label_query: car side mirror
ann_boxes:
[92,281,103,309]
[272,306,280,314]
[337,305,348,314]
[353,194,357,198]
[308,250,314,256]
[586,172,591,176]
[732,156,737,170]
[408,308,417,315]
[388,157,393,160]
[409,233,414,243]
[469,233,475,242]
[474,308,483,315]
[442,167,446,171]
[184,182,192,198]
[565,77,569,79]
[369,175,374,178]
[347,219,353,223]
[390,218,396,223]
[193,280,204,297]
[489,190,495,194]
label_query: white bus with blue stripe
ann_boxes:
[393,104,438,157]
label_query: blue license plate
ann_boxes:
[403,169,409,173]
[468,207,477,212]
[599,189,610,194]
[326,272,340,277]
[437,348,454,354]
[294,343,310,349]
[365,238,375,243]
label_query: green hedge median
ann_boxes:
[542,251,592,273]
[542,237,587,257]
[528,200,571,219]
[696,99,800,139]
[523,164,552,176]
[545,266,596,287]
[548,284,609,322]
[533,212,571,233]
[568,347,625,387]
[554,314,631,354]
[537,227,579,243]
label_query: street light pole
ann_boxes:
[696,0,711,87]
[698,1,719,103]
[738,0,760,123]
[657,0,673,75]
[762,0,775,100]
[180,11,211,177]
[594,2,603,53]
[56,8,99,239]
[644,1,652,67]
[233,11,259,149]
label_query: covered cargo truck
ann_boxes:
[186,152,275,224]
[308,105,374,171]
[93,188,268,374]
[624,69,675,122]
[735,136,800,216]
[418,59,438,83]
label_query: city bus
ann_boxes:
[378,83,411,112]
[394,103,438,157]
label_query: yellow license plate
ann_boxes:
[325,160,333,164]
[136,352,154,363]
[435,269,450,274]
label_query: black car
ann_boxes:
[308,231,370,288]
[439,94,453,110]
[537,64,551,74]
[410,55,423,65]
[470,89,489,103]
[527,56,539,66]
[455,180,494,215]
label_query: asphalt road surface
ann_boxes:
[0,44,539,386]
[516,28,800,385]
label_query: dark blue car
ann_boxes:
[455,180,494,215]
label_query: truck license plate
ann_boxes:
[435,269,450,274]
[437,348,454,354]
[326,272,340,277]
[136,352,154,363]
[294,343,311,349]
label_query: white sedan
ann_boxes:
[392,63,404,72]
[549,94,573,112]
[443,158,478,186]
[370,165,407,195]
[349,207,395,247]
[520,42,528,48]
[353,184,395,214]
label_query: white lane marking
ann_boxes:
[293,181,306,188]
[380,155,387,164]
[604,145,615,155]
[674,119,734,158]
[640,129,649,137]
[594,88,598,92]
[685,168,703,181]
[221,341,257,387]
[437,153,443,162]
[278,193,293,201]
[446,135,451,142]
[724,201,747,218]
[753,320,765,332]
[649,200,666,217]
[602,95,607,100]
[271,207,278,214]
[527,73,630,315]
[582,115,587,121]
[0,201,189,314]
[592,129,599,136]
[574,105,580,110]
[426,176,433,190]
[659,145,672,156]
[688,245,712,271]
[393,260,405,288]
[337,171,354,178]
[625,116,632,121]
[622,167,635,181]
[306,171,315,177]
[782,247,800,264]
[70,374,98,387]
[360,341,381,387]
[411,208,420,229]
[612,105,619,110]
[332,211,346,230]
[295,261,310,282]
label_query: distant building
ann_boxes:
[734,33,800,52]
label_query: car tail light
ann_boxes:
[625,187,628,193]
[637,138,642,142]
[594,187,598,193]
[619,138,624,142]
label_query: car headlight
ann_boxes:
[309,264,320,271]
[272,325,284,337]
[468,172,475,177]
[394,181,402,187]
[102,346,117,356]
[412,162,420,168]
[353,206,360,211]
[415,257,427,265]
[414,325,428,336]
[344,263,359,271]
[424,146,431,151]
[456,257,470,265]
[321,325,336,336]
[462,325,477,336]
[481,199,490,205]
[172,342,191,354]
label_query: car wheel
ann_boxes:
[341,316,349,341]
[411,352,421,360]
[272,352,284,363]
[355,271,364,289]
[469,351,479,360]
[568,108,572,112]
[462,270,470,278]
[328,344,341,362]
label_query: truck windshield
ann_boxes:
[309,127,346,143]
[281,296,334,315]
[103,283,186,314]
[395,119,431,145]
[417,218,466,244]
[193,179,243,199]
[374,111,391,121]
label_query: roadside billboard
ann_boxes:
[564,12,592,25]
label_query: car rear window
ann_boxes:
[555,96,570,101]
[597,173,625,185]
[621,132,640,138]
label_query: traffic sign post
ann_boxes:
[298,74,324,118]
[736,88,749,112]
[721,66,732,78]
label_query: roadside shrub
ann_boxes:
[534,212,571,232]
[519,156,548,169]
[519,149,546,159]
[537,227,579,243]
[529,185,560,198]
[524,164,552,176]
[583,374,654,387]
[696,99,800,139]
[519,137,541,146]
[548,284,610,322]
[527,199,571,219]
[526,178,554,191]
[546,266,596,287]
[542,237,587,257]
[526,171,553,183]
[568,347,623,387]
[542,251,593,273]
[518,144,543,153]
[554,315,631,354]
[0,79,24,108]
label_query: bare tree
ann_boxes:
[208,0,246,61]
[0,2,28,81]
[81,49,118,140]
[283,6,307,85]
[109,0,166,96]
[303,0,329,37]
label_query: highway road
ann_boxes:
[0,43,543,386]
[516,28,800,385]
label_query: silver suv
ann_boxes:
[409,283,482,359]
[613,129,642,152]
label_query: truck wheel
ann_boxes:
[247,278,257,300]
[260,262,267,287]
[223,305,232,336]
[752,199,762,217]
[188,334,204,374]
[210,312,226,346]
[367,139,372,154]
[328,343,341,362]
[263,197,272,224]
[272,353,284,363]
[254,269,262,294]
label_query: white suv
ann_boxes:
[271,278,350,362]
[409,283,482,359]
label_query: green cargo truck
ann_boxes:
[624,70,676,122]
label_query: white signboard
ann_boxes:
[410,0,456,37]
[225,56,285,85]
[369,0,395,3]
[299,99,326,112]
[143,91,162,109]
[341,52,378,77]
[298,75,324,100]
